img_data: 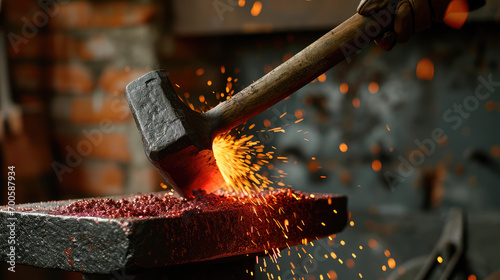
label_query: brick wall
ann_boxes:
[3,0,164,204]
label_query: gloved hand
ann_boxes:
[357,0,485,51]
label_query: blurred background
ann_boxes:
[1,0,499,279]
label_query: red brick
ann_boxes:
[5,0,41,26]
[46,33,115,61]
[59,161,124,196]
[67,96,131,123]
[55,132,131,163]
[98,67,148,95]
[8,34,44,58]
[48,1,92,30]
[49,64,94,94]
[49,1,157,29]
[12,63,44,91]
[45,33,81,60]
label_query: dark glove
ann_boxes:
[357,0,485,51]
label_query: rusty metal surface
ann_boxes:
[0,192,347,274]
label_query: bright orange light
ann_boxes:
[339,143,348,152]
[221,66,226,73]
[368,239,378,249]
[213,133,273,195]
[352,98,360,108]
[238,0,245,7]
[368,82,379,94]
[327,270,338,280]
[199,95,205,102]
[339,83,349,94]
[437,256,443,263]
[485,100,496,111]
[382,265,387,271]
[491,145,500,158]
[416,58,434,80]
[388,258,396,269]
[468,275,477,280]
[294,109,304,119]
[251,1,262,16]
[207,80,212,86]
[372,160,382,172]
[384,250,391,257]
[263,119,271,127]
[283,53,293,62]
[195,68,204,76]
[444,0,469,29]
[318,73,327,83]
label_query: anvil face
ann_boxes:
[0,190,347,274]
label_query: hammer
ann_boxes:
[125,1,457,197]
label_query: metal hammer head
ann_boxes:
[126,70,225,197]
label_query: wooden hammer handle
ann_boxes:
[205,13,388,137]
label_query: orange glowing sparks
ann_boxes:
[327,270,338,280]
[339,83,349,94]
[372,160,382,172]
[199,95,205,102]
[368,82,379,94]
[339,143,348,152]
[318,73,327,82]
[437,256,443,263]
[352,98,360,108]
[468,275,477,280]
[416,58,434,80]
[251,1,262,16]
[207,80,212,86]
[368,239,378,249]
[264,119,271,127]
[212,133,274,195]
[491,145,500,158]
[238,0,245,7]
[384,249,391,257]
[388,258,396,269]
[294,109,304,119]
[444,0,469,29]
[195,68,205,76]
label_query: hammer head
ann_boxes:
[126,70,225,197]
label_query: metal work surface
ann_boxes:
[0,191,347,275]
